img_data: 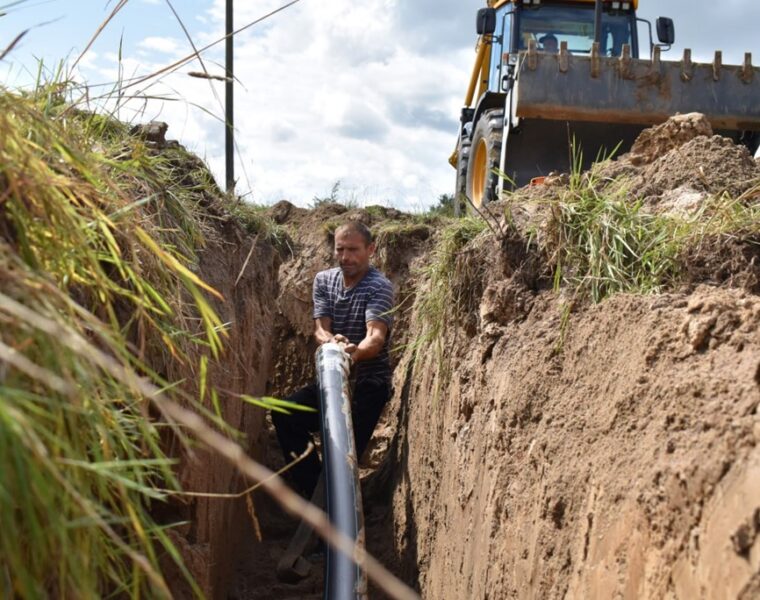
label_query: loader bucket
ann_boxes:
[515,45,760,131]
[502,119,644,188]
[502,44,760,188]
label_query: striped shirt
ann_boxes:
[313,266,394,384]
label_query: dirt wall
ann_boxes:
[387,284,759,599]
[381,119,760,599]
[162,219,281,599]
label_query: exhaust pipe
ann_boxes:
[316,343,367,600]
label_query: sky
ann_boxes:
[1,0,759,211]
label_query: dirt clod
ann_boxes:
[595,113,760,208]
[628,112,713,166]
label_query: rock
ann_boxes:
[129,121,169,147]
[657,186,709,217]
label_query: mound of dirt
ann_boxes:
[627,112,714,166]
[596,113,760,208]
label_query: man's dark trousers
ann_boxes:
[272,379,390,498]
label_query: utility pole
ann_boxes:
[225,0,234,193]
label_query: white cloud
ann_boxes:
[70,0,472,210]
[138,36,182,55]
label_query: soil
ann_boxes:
[595,113,760,209]
[373,117,760,599]
[229,203,439,598]
[385,287,760,599]
[162,232,281,599]
[175,114,760,599]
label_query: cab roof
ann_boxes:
[489,0,639,10]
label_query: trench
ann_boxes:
[227,202,431,600]
[222,194,760,600]
[189,119,760,600]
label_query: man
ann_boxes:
[272,220,394,498]
[539,33,559,53]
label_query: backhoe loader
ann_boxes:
[453,0,760,211]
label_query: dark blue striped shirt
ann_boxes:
[313,266,394,384]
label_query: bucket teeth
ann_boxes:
[590,42,600,78]
[681,48,693,82]
[527,38,537,71]
[651,46,661,76]
[619,43,632,79]
[713,50,722,81]
[741,52,753,83]
[559,41,569,73]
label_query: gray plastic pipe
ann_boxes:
[316,343,368,600]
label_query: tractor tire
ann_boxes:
[466,109,504,211]
[740,131,760,156]
[454,133,471,217]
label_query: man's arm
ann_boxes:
[314,317,334,345]
[343,320,388,363]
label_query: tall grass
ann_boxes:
[0,84,233,598]
[545,173,679,302]
[540,149,759,303]
[410,217,486,390]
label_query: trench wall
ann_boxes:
[163,227,281,599]
[388,285,760,599]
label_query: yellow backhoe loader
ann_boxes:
[453,0,760,212]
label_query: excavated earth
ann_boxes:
[220,115,760,599]
[379,117,760,599]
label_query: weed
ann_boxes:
[227,199,290,249]
[427,193,457,218]
[542,160,680,303]
[410,217,487,395]
[0,87,235,598]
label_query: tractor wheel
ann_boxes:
[454,133,471,217]
[466,109,504,211]
[740,131,760,156]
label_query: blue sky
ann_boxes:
[1,0,759,210]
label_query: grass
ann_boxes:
[539,159,760,304]
[226,199,291,253]
[0,83,240,598]
[410,217,487,389]
[542,172,680,303]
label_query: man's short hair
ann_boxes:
[335,221,373,245]
[540,34,558,45]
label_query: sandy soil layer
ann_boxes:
[162,216,282,599]
[386,287,759,599]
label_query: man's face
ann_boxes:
[334,230,374,279]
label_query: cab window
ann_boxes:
[489,8,512,92]
[518,5,633,57]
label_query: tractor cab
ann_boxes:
[486,1,639,94]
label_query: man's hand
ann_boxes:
[331,334,358,355]
[338,347,353,378]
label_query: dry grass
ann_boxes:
[0,84,240,598]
